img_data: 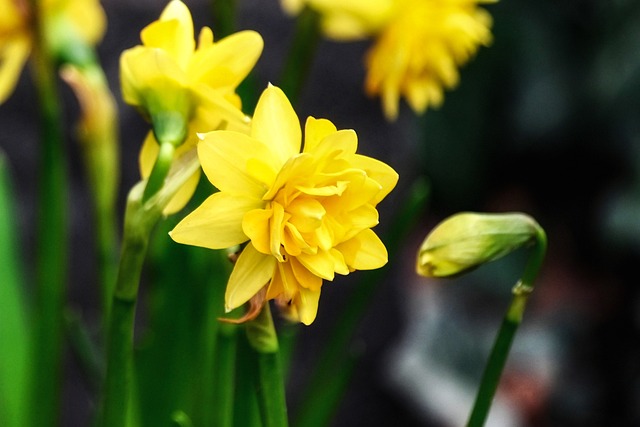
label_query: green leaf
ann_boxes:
[0,152,31,427]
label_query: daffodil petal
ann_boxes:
[308,129,358,162]
[225,243,276,310]
[162,168,200,215]
[296,287,321,326]
[188,30,264,90]
[303,117,337,153]
[138,131,158,178]
[120,46,188,111]
[191,84,249,130]
[289,257,322,291]
[350,154,399,205]
[0,35,30,104]
[243,208,272,255]
[60,0,107,45]
[297,250,335,281]
[252,85,301,167]
[197,130,273,197]
[336,229,388,270]
[170,192,262,249]
[141,0,195,67]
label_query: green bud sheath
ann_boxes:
[417,212,541,277]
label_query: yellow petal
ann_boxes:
[188,30,263,90]
[225,243,277,311]
[162,168,200,215]
[330,248,349,275]
[71,0,107,44]
[295,287,321,325]
[297,250,335,281]
[138,131,158,178]
[270,202,286,262]
[141,0,195,67]
[290,257,322,291]
[343,204,379,237]
[283,223,308,256]
[350,154,398,205]
[262,153,313,201]
[252,85,301,167]
[308,129,358,161]
[287,197,325,233]
[311,0,395,40]
[0,35,30,104]
[243,208,272,255]
[303,117,337,153]
[191,84,249,131]
[277,261,298,300]
[197,131,274,197]
[170,192,262,249]
[120,46,189,115]
[336,229,388,270]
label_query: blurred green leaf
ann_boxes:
[0,152,31,427]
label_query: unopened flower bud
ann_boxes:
[417,212,542,277]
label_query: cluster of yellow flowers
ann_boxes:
[1,0,497,326]
[121,1,398,325]
[283,0,496,120]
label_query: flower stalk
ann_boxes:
[28,0,68,423]
[60,60,119,328]
[102,155,200,427]
[246,304,289,427]
[279,6,321,103]
[466,224,547,427]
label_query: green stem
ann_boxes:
[101,154,200,427]
[246,304,288,427]
[213,323,239,427]
[143,141,175,203]
[279,7,321,104]
[466,227,547,427]
[211,0,236,39]
[63,60,120,331]
[102,185,156,427]
[28,2,68,424]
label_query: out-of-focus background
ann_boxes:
[2,0,640,426]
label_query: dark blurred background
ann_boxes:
[2,0,640,426]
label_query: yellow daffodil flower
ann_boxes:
[281,0,495,120]
[170,85,398,325]
[121,0,263,213]
[0,0,105,103]
[120,0,262,145]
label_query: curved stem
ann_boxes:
[102,184,156,427]
[143,141,176,203]
[466,227,547,427]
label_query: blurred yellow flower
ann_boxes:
[366,0,495,120]
[281,0,495,120]
[170,85,398,325]
[0,0,106,103]
[282,0,394,40]
[121,0,263,214]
